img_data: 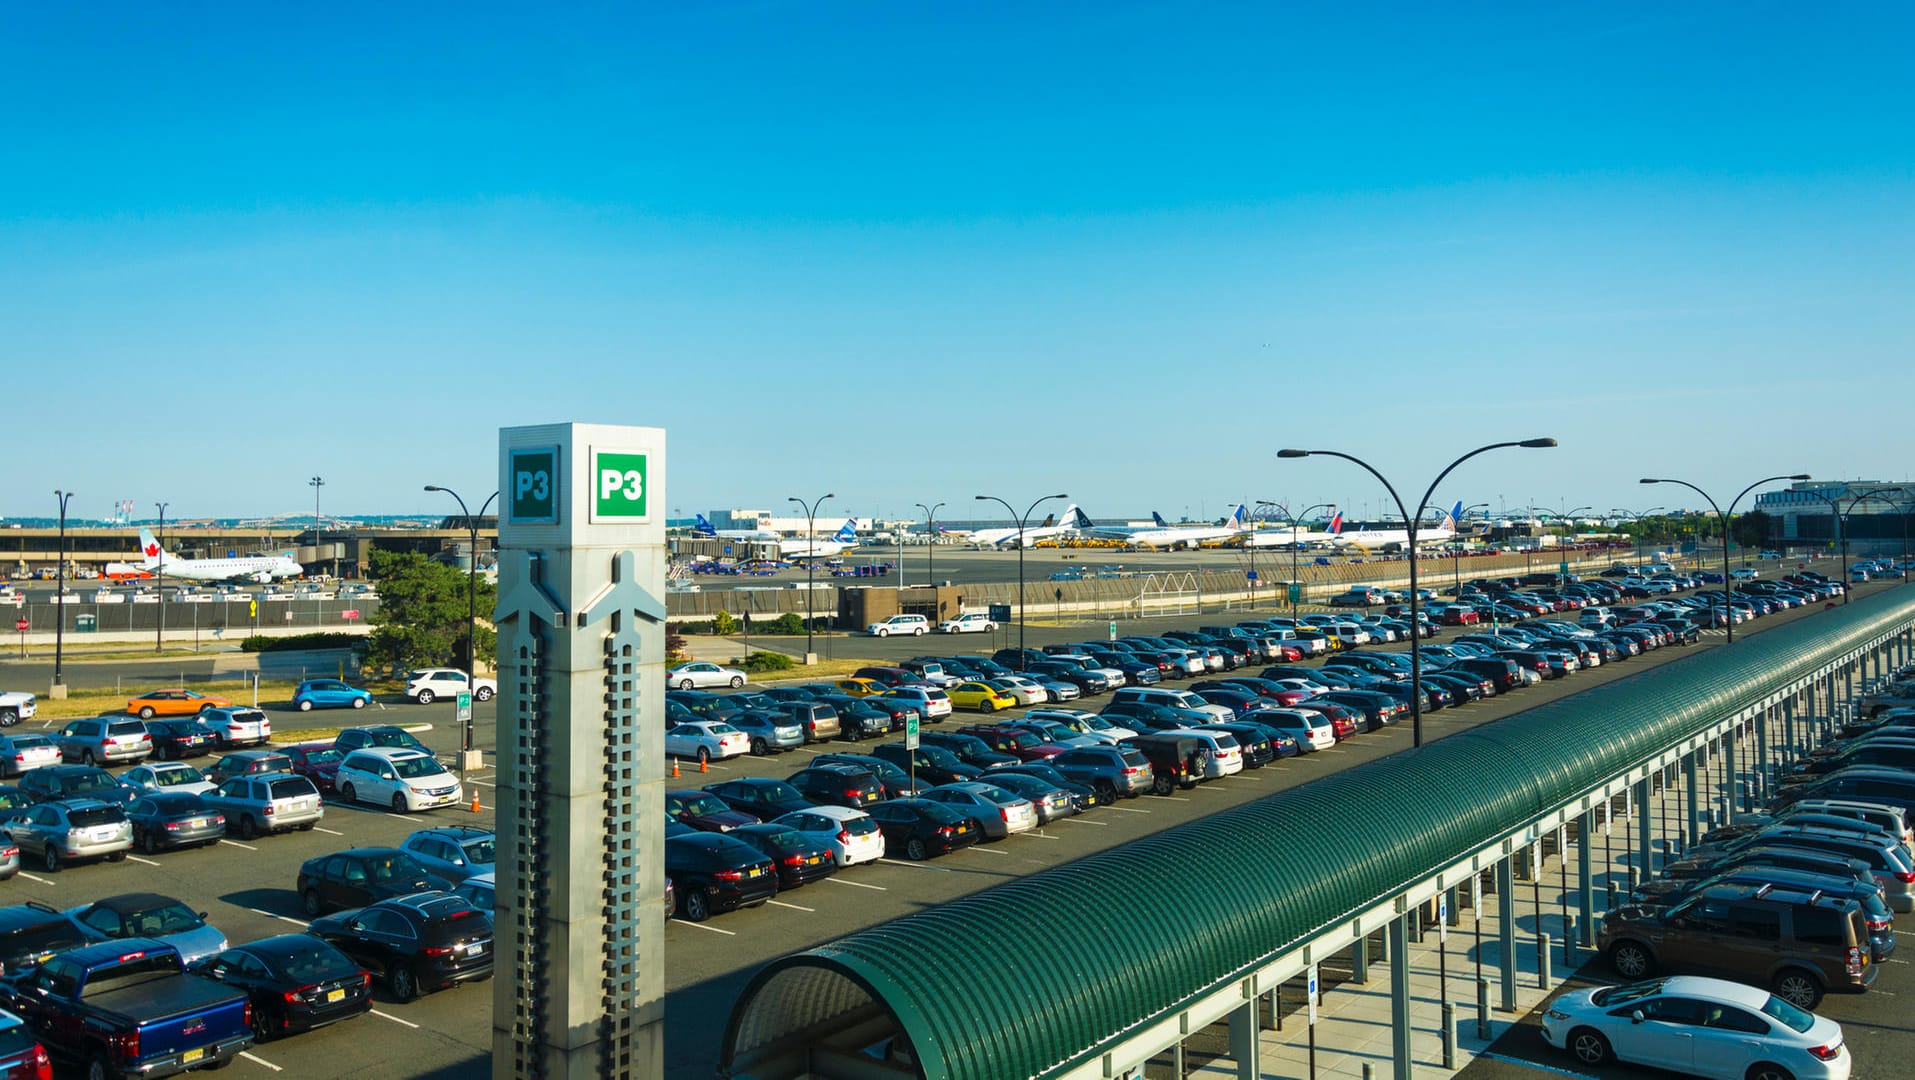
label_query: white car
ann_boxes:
[939,612,996,634]
[771,806,885,867]
[1173,729,1244,778]
[1541,975,1849,1080]
[198,707,271,749]
[882,687,951,721]
[335,747,465,813]
[1025,708,1132,744]
[1259,709,1337,752]
[664,721,749,765]
[986,676,1048,707]
[405,669,498,705]
[668,661,747,690]
[119,762,217,796]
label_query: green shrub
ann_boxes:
[765,612,805,635]
[712,611,739,636]
[241,632,360,653]
[740,650,794,673]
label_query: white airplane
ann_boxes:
[969,506,1088,549]
[693,513,781,541]
[1119,505,1251,550]
[1242,509,1344,549]
[779,519,861,560]
[134,528,304,583]
[1327,502,1464,552]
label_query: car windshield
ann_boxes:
[299,748,344,765]
[708,724,740,735]
[460,837,497,864]
[920,747,962,768]
[370,730,417,747]
[840,816,877,836]
[10,736,50,750]
[983,789,1025,807]
[227,710,267,724]
[68,806,123,827]
[393,756,448,779]
[752,781,803,802]
[679,794,730,817]
[368,853,429,883]
[268,779,315,800]
[107,722,146,737]
[124,901,204,935]
[67,772,117,794]
[757,827,811,852]
[1760,994,1815,1033]
[155,767,206,787]
[266,940,360,983]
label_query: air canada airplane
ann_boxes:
[132,528,304,583]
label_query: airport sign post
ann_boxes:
[456,691,473,726]
[905,715,920,790]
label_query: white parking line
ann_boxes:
[766,900,815,912]
[826,877,887,891]
[370,1008,422,1028]
[883,859,951,871]
[313,827,345,835]
[1154,796,1190,802]
[468,779,496,787]
[17,873,53,885]
[1022,831,1061,840]
[1104,805,1150,813]
[1059,817,1108,826]
[221,839,258,851]
[125,855,162,867]
[969,846,1009,856]
[674,920,737,936]
[248,908,310,927]
[240,1051,283,1071]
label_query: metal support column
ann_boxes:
[1726,722,1742,817]
[1352,929,1369,985]
[1496,856,1517,1011]
[1577,811,1594,946]
[1754,708,1770,804]
[1635,775,1654,877]
[1390,915,1412,1080]
[1685,752,1701,849]
[1228,998,1260,1080]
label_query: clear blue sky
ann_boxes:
[5,3,1912,525]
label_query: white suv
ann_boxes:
[405,669,499,705]
[336,748,465,813]
[939,612,996,634]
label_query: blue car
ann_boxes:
[293,679,374,712]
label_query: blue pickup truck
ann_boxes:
[0,938,252,1078]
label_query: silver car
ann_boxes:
[3,799,133,871]
[198,706,272,749]
[0,837,17,880]
[977,773,1076,824]
[199,772,325,840]
[0,733,61,778]
[65,893,229,965]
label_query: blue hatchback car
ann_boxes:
[292,679,374,712]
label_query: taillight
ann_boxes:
[782,854,805,866]
[1847,945,1865,975]
[419,944,457,957]
[1868,916,1892,931]
[282,983,318,1004]
[836,829,851,843]
[165,822,181,831]
[1896,871,1915,883]
[30,1043,49,1080]
[263,804,275,815]
[999,809,1012,822]
[113,1029,140,1062]
[1809,1042,1843,1061]
[936,825,954,837]
[844,789,861,798]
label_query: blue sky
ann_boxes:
[5,3,1912,525]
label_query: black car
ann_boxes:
[807,753,918,799]
[814,696,897,740]
[870,743,981,787]
[16,765,131,806]
[726,823,837,889]
[331,726,429,754]
[125,791,225,854]
[784,764,885,809]
[0,901,93,976]
[916,731,1017,771]
[700,778,816,821]
[664,789,759,832]
[206,750,294,786]
[990,762,1108,810]
[193,934,373,1041]
[297,848,440,917]
[306,892,493,1001]
[863,798,982,860]
[1313,690,1406,731]
[1450,657,1524,691]
[664,833,778,922]
[143,718,219,761]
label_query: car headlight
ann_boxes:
[1544,1009,1570,1021]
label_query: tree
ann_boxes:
[1732,510,1772,550]
[362,549,498,675]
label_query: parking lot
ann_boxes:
[0,562,1894,1079]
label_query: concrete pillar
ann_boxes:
[1228,999,1260,1079]
[1352,929,1369,985]
[1754,708,1770,804]
[1783,698,1797,765]
[494,423,670,1080]
[1684,753,1701,848]
[1496,855,1517,1011]
[1635,775,1654,877]
[1390,914,1412,1080]
[1577,811,1595,946]
[1725,724,1741,819]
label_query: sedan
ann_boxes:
[664,722,750,765]
[141,717,219,761]
[125,791,226,853]
[193,935,373,1041]
[978,772,1077,823]
[297,847,442,916]
[125,689,231,718]
[64,892,228,964]
[120,761,217,796]
[700,778,816,821]
[665,789,759,833]
[668,661,748,690]
[864,798,982,860]
[292,679,374,712]
[770,806,886,867]
[948,681,1017,713]
[1540,975,1850,1080]
[984,676,1049,707]
[282,744,345,794]
[918,782,1038,839]
[727,823,838,889]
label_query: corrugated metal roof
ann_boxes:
[722,589,1915,1080]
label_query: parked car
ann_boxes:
[197,707,272,749]
[404,668,498,704]
[207,750,295,786]
[398,825,495,887]
[664,832,778,922]
[1048,745,1155,801]
[297,847,441,916]
[281,744,345,794]
[864,798,983,860]
[2,800,132,871]
[141,718,218,761]
[333,725,430,754]
[0,735,59,779]
[784,764,886,809]
[939,612,996,634]
[725,710,806,755]
[119,761,216,796]
[1539,974,1851,1077]
[870,742,982,787]
[664,721,750,765]
[199,773,325,839]
[14,765,130,806]
[53,717,152,767]
[124,791,225,854]
[917,782,1037,839]
[0,900,92,979]
[62,893,227,965]
[726,824,838,889]
[292,679,375,712]
[191,934,373,1041]
[771,806,886,867]
[124,689,230,719]
[667,661,748,690]
[336,749,464,813]
[305,892,494,1001]
[701,778,817,823]
[865,614,930,637]
[664,789,759,833]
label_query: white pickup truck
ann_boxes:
[0,690,36,726]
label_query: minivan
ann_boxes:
[865,615,930,637]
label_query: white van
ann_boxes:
[939,612,997,634]
[1171,729,1244,778]
[865,614,930,637]
[1324,622,1373,648]
[1578,607,1616,629]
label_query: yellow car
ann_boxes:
[947,681,1017,713]
[833,678,886,698]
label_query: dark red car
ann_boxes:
[954,724,1066,762]
[281,744,345,794]
[0,1010,50,1080]
[665,789,759,833]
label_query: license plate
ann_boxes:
[806,856,822,865]
[327,988,345,1003]
[182,1048,204,1064]
[746,866,763,877]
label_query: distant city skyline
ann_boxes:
[6,5,1912,518]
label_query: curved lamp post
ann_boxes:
[424,484,500,770]
[915,502,945,591]
[1641,473,1808,641]
[1609,506,1667,569]
[974,493,1068,669]
[1279,438,1557,748]
[787,494,836,657]
[53,490,74,693]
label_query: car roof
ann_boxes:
[351,747,434,760]
[81,892,180,914]
[804,805,868,820]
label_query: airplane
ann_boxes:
[1242,508,1343,549]
[969,506,1088,549]
[693,513,781,541]
[1326,502,1465,552]
[102,562,155,581]
[133,528,304,583]
[1119,505,1251,550]
[779,519,861,560]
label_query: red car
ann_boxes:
[281,744,345,794]
[0,1010,50,1080]
[1293,701,1362,741]
[954,724,1066,762]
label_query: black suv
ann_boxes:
[1599,882,1876,1008]
[784,764,885,809]
[0,901,93,976]
[17,764,130,805]
[870,743,981,787]
[297,848,440,917]
[306,891,494,1002]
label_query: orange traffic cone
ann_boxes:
[470,791,482,813]
[670,758,680,778]
[699,757,709,774]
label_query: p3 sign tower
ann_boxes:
[494,423,668,1079]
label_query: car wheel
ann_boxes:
[141,829,159,855]
[43,847,59,872]
[1746,1063,1796,1080]
[696,747,710,765]
[392,793,409,814]
[913,627,925,635]
[983,623,995,632]
[297,700,313,712]
[301,889,322,917]
[340,782,357,804]
[82,750,97,766]
[1565,1027,1610,1066]
[905,837,928,861]
[416,689,436,705]
[1772,967,1822,1010]
[138,706,156,719]
[1151,773,1174,797]
[1096,781,1117,803]
[351,697,366,709]
[474,687,494,701]
[680,886,711,922]
[875,629,888,637]
[729,676,744,689]
[0,708,14,726]
[750,738,767,756]
[87,1055,114,1080]
[1607,940,1654,979]
[679,679,695,690]
[250,1002,276,1042]
[388,963,420,1003]
[237,815,259,841]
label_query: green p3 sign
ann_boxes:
[510,448,558,524]
[592,450,650,521]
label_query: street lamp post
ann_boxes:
[1280,439,1557,748]
[53,491,74,696]
[1641,473,1809,641]
[424,484,499,771]
[1609,506,1667,569]
[309,477,325,579]
[916,502,945,589]
[1452,502,1489,594]
[154,502,168,653]
[974,493,1069,670]
[787,494,835,659]
[1277,502,1336,619]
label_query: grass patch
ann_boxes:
[34,677,412,721]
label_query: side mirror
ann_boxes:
[1630,1009,1645,1025]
